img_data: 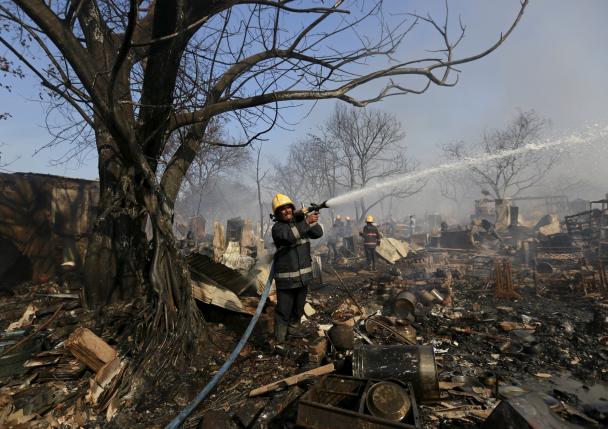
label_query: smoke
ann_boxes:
[326,124,608,209]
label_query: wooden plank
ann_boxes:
[86,357,122,404]
[249,363,335,397]
[375,240,400,264]
[65,327,116,372]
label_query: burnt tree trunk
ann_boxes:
[81,1,211,400]
[127,201,205,396]
[84,128,147,307]
[84,126,206,400]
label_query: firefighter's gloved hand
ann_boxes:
[306,213,319,224]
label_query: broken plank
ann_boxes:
[87,357,122,405]
[375,239,402,264]
[249,363,335,397]
[386,237,410,259]
[36,293,80,299]
[65,327,117,372]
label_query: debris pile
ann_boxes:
[1,205,608,428]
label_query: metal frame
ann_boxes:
[297,375,421,429]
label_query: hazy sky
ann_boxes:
[1,0,608,187]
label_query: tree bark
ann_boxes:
[126,185,205,399]
[84,126,147,308]
[84,126,206,399]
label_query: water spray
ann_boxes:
[324,125,608,208]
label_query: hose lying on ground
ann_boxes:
[164,260,276,429]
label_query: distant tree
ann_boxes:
[270,155,306,208]
[276,104,424,223]
[164,119,251,218]
[436,141,477,211]
[327,104,424,223]
[272,134,340,208]
[442,110,557,200]
[253,143,270,238]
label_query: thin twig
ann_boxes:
[328,266,364,315]
[364,316,415,345]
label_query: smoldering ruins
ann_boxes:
[1,1,608,429]
[2,163,608,429]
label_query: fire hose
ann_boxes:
[164,260,276,429]
[166,206,327,428]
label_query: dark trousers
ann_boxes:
[364,246,376,270]
[343,237,355,254]
[275,285,309,326]
[328,242,338,261]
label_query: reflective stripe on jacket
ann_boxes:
[272,217,323,289]
[362,224,381,248]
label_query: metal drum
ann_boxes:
[352,344,440,402]
[365,381,411,421]
[417,290,436,305]
[393,291,417,319]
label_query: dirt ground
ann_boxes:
[1,253,607,428]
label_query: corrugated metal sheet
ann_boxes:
[187,252,253,296]
[191,280,251,315]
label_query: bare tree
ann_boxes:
[442,110,557,200]
[326,104,424,223]
[436,141,477,211]
[0,0,529,402]
[272,135,340,207]
[300,134,341,208]
[276,104,424,222]
[271,156,306,206]
[253,143,270,238]
[165,120,251,218]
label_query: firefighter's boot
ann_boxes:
[288,321,307,339]
[274,322,288,343]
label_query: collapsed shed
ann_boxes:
[0,172,98,288]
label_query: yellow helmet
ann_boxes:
[272,193,294,213]
[366,215,374,223]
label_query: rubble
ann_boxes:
[65,327,117,372]
[1,203,608,428]
[249,362,336,397]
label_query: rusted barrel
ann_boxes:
[352,344,439,401]
[393,291,417,319]
[366,381,411,421]
[418,290,436,305]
